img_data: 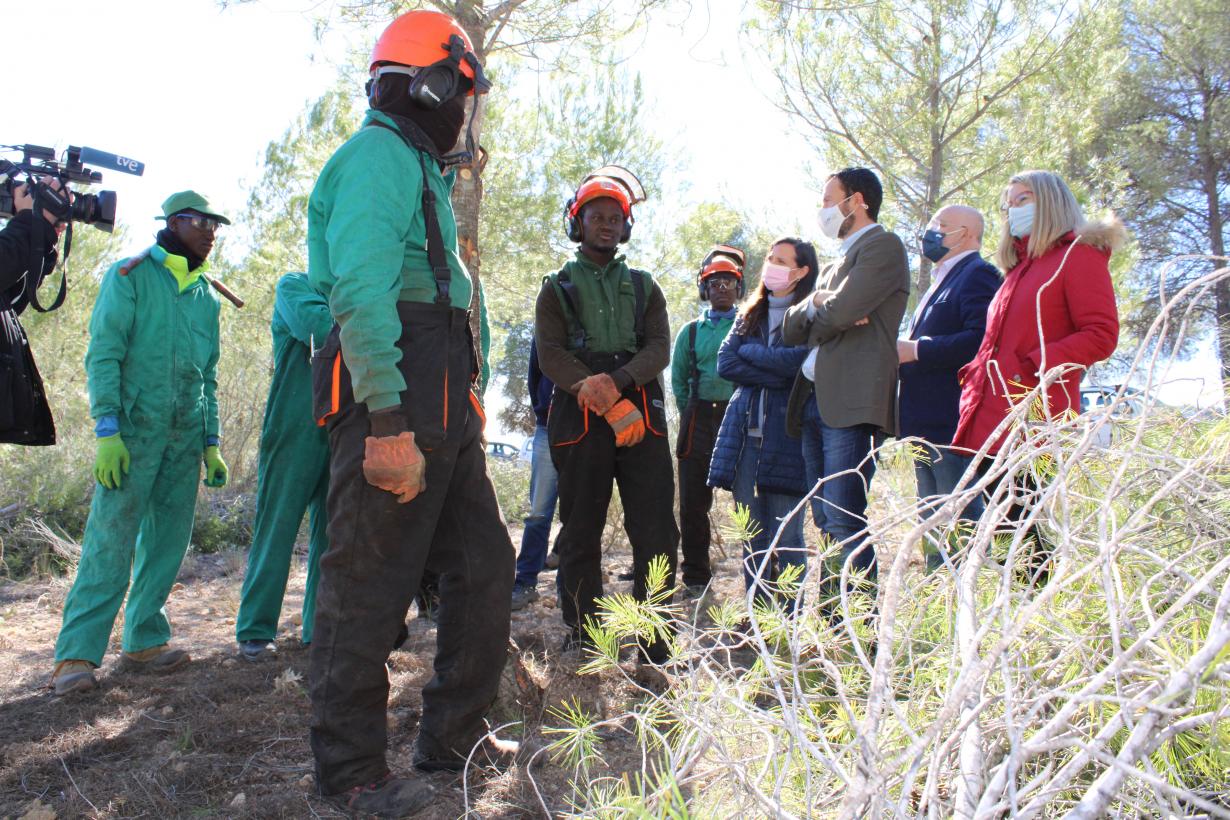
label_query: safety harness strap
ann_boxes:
[629,269,647,349]
[687,320,700,399]
[367,119,453,306]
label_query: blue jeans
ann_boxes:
[732,436,807,611]
[915,443,984,520]
[513,425,559,589]
[799,398,877,585]
[915,443,984,570]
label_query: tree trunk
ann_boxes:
[1209,209,1229,382]
[453,5,488,369]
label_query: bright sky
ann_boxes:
[6,1,818,253]
[7,0,340,250]
[7,0,1223,420]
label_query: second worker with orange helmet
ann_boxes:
[304,10,517,816]
[534,166,680,669]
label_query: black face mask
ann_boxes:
[156,228,205,272]
[371,74,467,156]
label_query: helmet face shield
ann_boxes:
[568,165,646,217]
[702,244,746,272]
[583,165,645,205]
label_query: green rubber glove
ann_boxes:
[203,445,229,488]
[94,434,130,490]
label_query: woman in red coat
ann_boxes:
[953,170,1123,581]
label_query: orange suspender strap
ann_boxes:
[469,389,486,430]
[442,366,449,433]
[317,353,343,428]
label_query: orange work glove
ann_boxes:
[604,399,646,447]
[573,373,621,415]
[363,431,426,503]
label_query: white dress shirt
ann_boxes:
[908,249,976,336]
[802,223,880,381]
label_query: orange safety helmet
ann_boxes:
[699,256,743,281]
[568,177,632,217]
[370,10,481,93]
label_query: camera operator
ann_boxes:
[0,178,65,445]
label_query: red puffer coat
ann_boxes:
[951,217,1124,454]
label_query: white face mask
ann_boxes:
[1007,202,1035,238]
[819,194,855,240]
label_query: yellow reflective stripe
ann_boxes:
[160,252,205,293]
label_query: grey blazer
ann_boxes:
[782,224,910,435]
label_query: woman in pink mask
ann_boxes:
[708,238,819,614]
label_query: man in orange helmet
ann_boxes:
[534,168,679,667]
[306,10,516,816]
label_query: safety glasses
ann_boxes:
[175,213,222,232]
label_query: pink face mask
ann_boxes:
[762,262,795,292]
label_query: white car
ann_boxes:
[485,441,520,461]
[1080,385,1145,446]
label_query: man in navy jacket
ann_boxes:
[897,205,1000,568]
[511,338,560,609]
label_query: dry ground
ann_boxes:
[0,526,753,820]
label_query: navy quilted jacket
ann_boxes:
[707,318,809,496]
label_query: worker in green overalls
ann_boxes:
[234,272,332,660]
[52,190,230,696]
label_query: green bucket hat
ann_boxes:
[157,190,231,225]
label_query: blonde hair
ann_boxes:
[995,170,1086,271]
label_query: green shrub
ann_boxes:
[488,456,531,525]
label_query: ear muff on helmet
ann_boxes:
[369,34,491,111]
[697,256,745,301]
[565,197,582,243]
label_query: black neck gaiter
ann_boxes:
[372,74,468,156]
[157,228,205,272]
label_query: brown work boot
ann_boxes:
[324,772,435,818]
[118,644,190,673]
[52,660,98,695]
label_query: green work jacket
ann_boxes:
[547,252,645,355]
[86,244,220,444]
[264,272,333,447]
[307,108,473,412]
[671,312,735,413]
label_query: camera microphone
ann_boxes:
[78,147,145,177]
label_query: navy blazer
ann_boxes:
[898,252,1001,444]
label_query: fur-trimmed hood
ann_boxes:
[1076,214,1128,253]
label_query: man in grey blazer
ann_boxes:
[782,167,909,602]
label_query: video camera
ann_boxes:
[1,143,145,311]
[0,143,145,232]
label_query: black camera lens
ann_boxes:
[70,190,117,233]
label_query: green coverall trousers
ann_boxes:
[55,428,201,666]
[234,435,329,644]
